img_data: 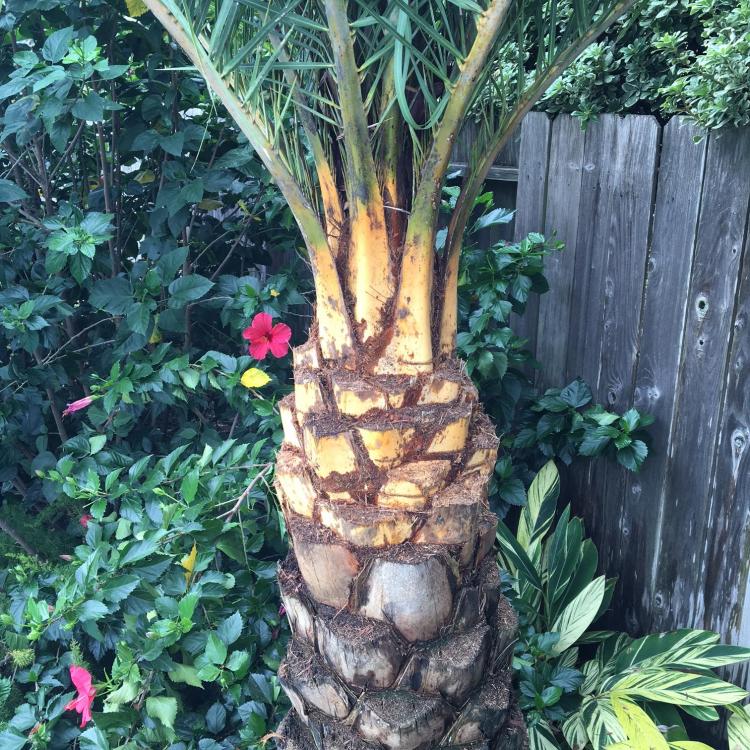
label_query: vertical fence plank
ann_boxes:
[536,115,586,392]
[614,117,708,634]
[650,128,750,633]
[512,113,552,359]
[702,225,750,691]
[564,116,660,556]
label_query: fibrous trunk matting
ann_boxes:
[274,339,526,750]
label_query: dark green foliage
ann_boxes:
[0,0,310,557]
[0,440,289,749]
[541,0,750,129]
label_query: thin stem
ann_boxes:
[0,517,38,558]
[388,0,513,371]
[323,0,393,340]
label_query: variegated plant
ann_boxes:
[499,461,750,750]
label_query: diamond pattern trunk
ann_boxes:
[274,337,527,750]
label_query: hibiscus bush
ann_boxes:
[0,436,289,750]
[0,0,312,561]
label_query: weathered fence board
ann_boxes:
[535,115,585,392]
[620,118,707,634]
[512,112,551,353]
[474,113,750,683]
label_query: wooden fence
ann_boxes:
[461,112,750,686]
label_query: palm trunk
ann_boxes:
[274,335,526,749]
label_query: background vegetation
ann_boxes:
[1,0,749,749]
[542,0,750,128]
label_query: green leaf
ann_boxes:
[89,434,107,454]
[101,575,139,603]
[0,729,27,750]
[79,599,109,622]
[528,720,560,750]
[169,663,203,687]
[72,91,107,122]
[217,611,243,645]
[79,726,111,750]
[560,378,592,408]
[146,696,177,729]
[206,632,228,665]
[517,460,559,559]
[610,668,749,706]
[160,132,185,156]
[550,576,606,655]
[168,274,214,306]
[0,179,29,203]
[496,520,543,598]
[180,467,200,503]
[89,277,133,314]
[42,27,75,63]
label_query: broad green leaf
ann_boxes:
[562,712,589,750]
[78,599,109,622]
[496,520,543,598]
[79,726,111,750]
[89,434,107,454]
[217,611,243,645]
[610,668,749,706]
[528,720,561,750]
[146,696,177,729]
[581,697,627,749]
[181,468,200,503]
[0,729,26,750]
[550,576,606,655]
[169,663,203,687]
[168,274,214,306]
[0,179,29,203]
[517,460,559,560]
[206,632,228,664]
[101,575,139,603]
[42,27,75,62]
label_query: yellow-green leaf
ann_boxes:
[125,0,148,18]
[241,367,271,389]
[612,695,668,750]
[181,543,198,584]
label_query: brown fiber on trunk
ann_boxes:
[275,339,526,749]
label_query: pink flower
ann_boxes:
[65,665,96,727]
[242,312,291,360]
[62,396,93,417]
[79,514,93,528]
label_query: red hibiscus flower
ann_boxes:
[242,312,291,360]
[79,514,93,528]
[65,665,96,727]
[62,396,93,417]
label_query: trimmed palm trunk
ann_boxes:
[145,0,633,746]
[274,344,526,748]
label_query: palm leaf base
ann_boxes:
[273,344,528,749]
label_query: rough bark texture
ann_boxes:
[274,339,526,749]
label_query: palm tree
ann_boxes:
[144,0,631,746]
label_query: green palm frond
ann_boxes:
[146,0,633,363]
